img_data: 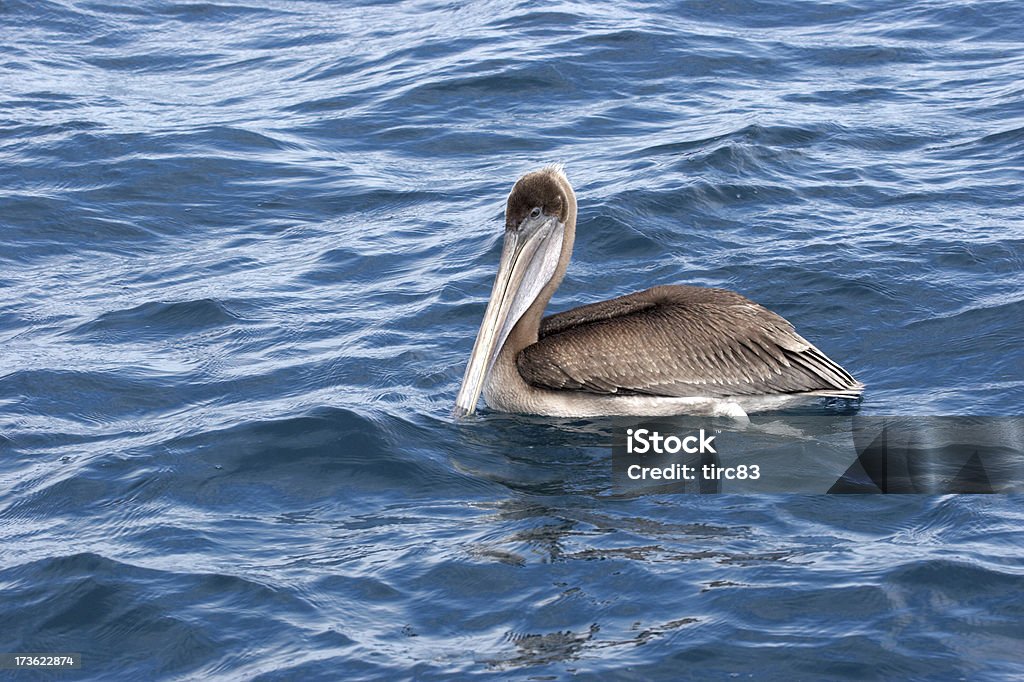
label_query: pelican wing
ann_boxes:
[517,285,861,397]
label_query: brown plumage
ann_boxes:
[518,284,860,398]
[505,171,569,229]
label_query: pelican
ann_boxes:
[454,165,863,418]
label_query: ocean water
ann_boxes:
[2,0,1024,678]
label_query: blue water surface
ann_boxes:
[2,0,1023,679]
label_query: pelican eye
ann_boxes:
[530,207,542,219]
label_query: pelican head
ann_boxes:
[454,165,577,417]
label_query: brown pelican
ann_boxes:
[454,165,863,418]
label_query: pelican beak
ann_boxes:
[454,214,564,417]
